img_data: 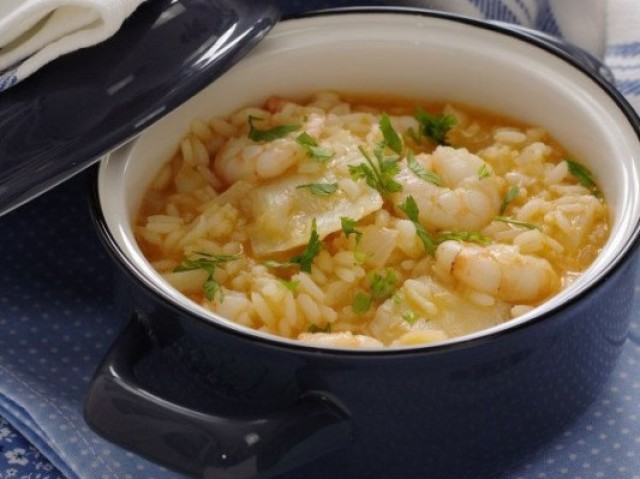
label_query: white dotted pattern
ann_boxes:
[0,174,185,479]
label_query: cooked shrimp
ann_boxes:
[434,240,560,304]
[297,331,383,348]
[213,113,329,185]
[214,137,303,185]
[393,146,503,231]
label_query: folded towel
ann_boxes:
[1,1,640,479]
[0,0,146,91]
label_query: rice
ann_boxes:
[135,92,610,347]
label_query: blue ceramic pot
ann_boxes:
[85,5,640,479]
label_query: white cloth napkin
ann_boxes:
[0,0,147,91]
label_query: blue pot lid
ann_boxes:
[0,0,280,216]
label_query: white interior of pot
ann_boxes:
[99,12,640,350]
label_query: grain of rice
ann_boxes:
[209,117,237,138]
[298,293,322,325]
[334,251,356,267]
[513,229,545,253]
[321,305,338,324]
[494,129,527,144]
[298,162,323,174]
[151,259,178,271]
[234,311,252,327]
[180,137,195,166]
[335,266,357,283]
[545,160,569,185]
[310,267,328,286]
[552,211,572,234]
[162,229,183,254]
[230,107,269,126]
[468,291,496,306]
[278,320,292,338]
[192,138,210,167]
[549,184,591,196]
[517,198,547,221]
[146,222,181,234]
[191,119,213,143]
[139,228,162,246]
[251,292,277,329]
[558,203,585,214]
[295,273,325,303]
[316,250,334,274]
[544,235,564,253]
[511,305,535,317]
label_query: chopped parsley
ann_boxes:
[352,292,372,314]
[370,269,398,301]
[248,116,300,142]
[478,164,492,179]
[340,217,363,246]
[398,195,438,255]
[379,112,403,154]
[402,311,418,325]
[296,182,339,196]
[349,144,403,196]
[407,150,443,186]
[437,231,491,245]
[495,216,541,231]
[295,132,335,162]
[279,279,300,292]
[174,252,241,302]
[264,219,322,273]
[414,107,457,146]
[565,159,601,197]
[352,269,398,314]
[500,185,520,215]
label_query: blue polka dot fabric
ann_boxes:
[1,1,640,479]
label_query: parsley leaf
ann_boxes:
[402,311,418,325]
[341,217,362,246]
[407,150,443,186]
[290,219,321,272]
[263,219,322,273]
[495,216,541,231]
[500,185,520,215]
[279,279,300,292]
[296,182,339,196]
[379,113,403,154]
[478,164,492,179]
[565,159,601,197]
[351,269,398,315]
[349,145,402,196]
[352,292,373,314]
[414,108,457,146]
[437,231,491,245]
[398,195,438,255]
[174,253,240,302]
[248,116,300,142]
[370,269,397,301]
[296,132,335,162]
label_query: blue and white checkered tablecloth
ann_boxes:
[1,1,639,478]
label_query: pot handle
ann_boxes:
[84,314,352,479]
